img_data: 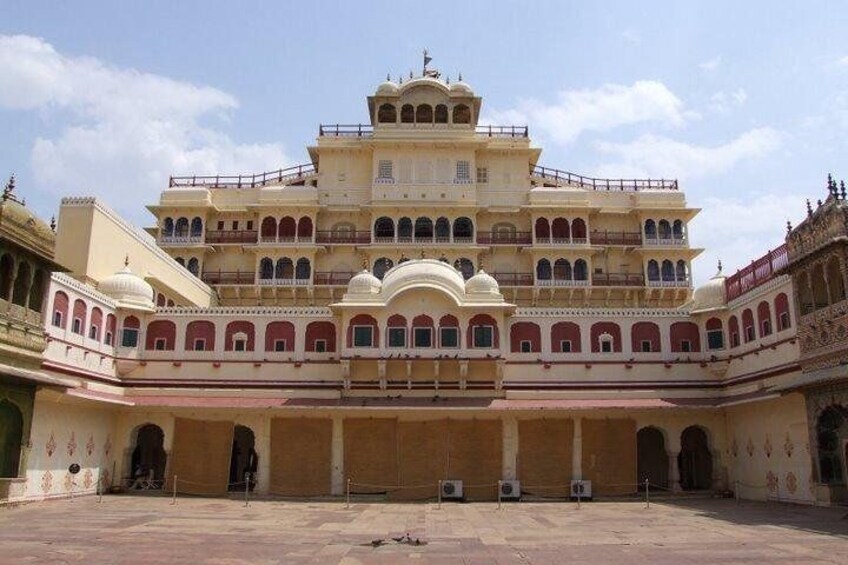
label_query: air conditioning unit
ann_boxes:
[499,480,520,500]
[570,480,592,500]
[440,479,463,499]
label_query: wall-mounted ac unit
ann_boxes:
[570,480,592,500]
[499,480,520,500]
[441,479,463,499]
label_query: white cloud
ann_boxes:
[592,127,785,180]
[486,81,696,145]
[835,55,848,67]
[621,29,642,45]
[709,88,747,114]
[0,35,290,213]
[699,56,721,72]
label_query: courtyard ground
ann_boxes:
[1,494,847,564]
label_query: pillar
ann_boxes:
[668,450,681,492]
[330,415,344,495]
[502,416,518,480]
[572,417,582,480]
[255,416,271,494]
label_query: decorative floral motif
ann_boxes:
[45,433,56,457]
[786,472,797,494]
[763,436,773,458]
[86,434,95,457]
[67,431,77,457]
[784,433,794,458]
[746,437,755,457]
[102,468,111,489]
[766,471,779,494]
[730,437,739,458]
[103,435,112,457]
[64,472,74,492]
[82,468,93,490]
[41,470,53,494]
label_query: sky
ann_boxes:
[2,1,847,285]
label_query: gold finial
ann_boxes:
[124,255,130,267]
[362,257,369,271]
[50,215,56,231]
[717,259,722,274]
[419,250,425,260]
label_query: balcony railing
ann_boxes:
[644,236,687,246]
[590,231,643,246]
[315,231,371,245]
[592,273,645,287]
[257,278,311,287]
[319,124,529,138]
[492,273,534,287]
[169,163,316,189]
[201,271,254,285]
[314,271,355,286]
[159,234,204,245]
[531,165,678,191]
[258,235,311,245]
[725,243,789,301]
[370,235,476,245]
[205,230,258,245]
[476,231,533,245]
[536,279,591,287]
[647,279,691,288]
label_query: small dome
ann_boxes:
[465,269,499,295]
[98,263,155,311]
[347,269,382,295]
[450,80,473,95]
[691,265,727,313]
[376,78,399,96]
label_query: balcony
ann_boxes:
[725,244,789,301]
[318,124,529,138]
[257,278,311,287]
[315,231,371,245]
[314,271,355,286]
[534,236,589,246]
[536,279,591,287]
[205,230,258,245]
[257,235,314,245]
[370,235,476,246]
[159,234,204,246]
[644,236,687,247]
[647,279,691,288]
[530,165,678,191]
[200,270,254,285]
[592,273,645,287]
[589,231,643,246]
[169,163,316,189]
[492,273,534,287]
[477,231,533,245]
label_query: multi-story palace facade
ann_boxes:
[1,67,847,505]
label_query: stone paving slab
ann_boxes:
[0,495,847,564]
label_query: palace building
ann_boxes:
[1,64,847,505]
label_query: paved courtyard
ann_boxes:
[1,495,847,564]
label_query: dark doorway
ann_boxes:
[130,424,167,483]
[679,426,713,490]
[229,425,257,492]
[816,405,848,484]
[0,400,23,478]
[637,427,668,490]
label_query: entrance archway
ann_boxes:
[0,400,23,478]
[679,426,712,490]
[637,426,668,490]
[130,424,167,483]
[229,425,257,492]
[816,405,848,485]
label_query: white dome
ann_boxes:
[465,269,499,295]
[98,264,155,311]
[450,80,473,95]
[376,78,399,96]
[347,269,382,295]
[691,266,727,313]
[380,259,466,302]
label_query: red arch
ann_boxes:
[72,298,87,334]
[225,321,255,351]
[347,314,379,348]
[510,322,541,352]
[90,307,103,340]
[185,320,215,351]
[775,292,791,330]
[551,322,581,353]
[265,321,295,352]
[670,322,701,352]
[439,314,459,327]
[590,322,621,352]
[105,313,116,345]
[387,314,407,327]
[728,315,740,348]
[467,314,499,348]
[306,321,336,352]
[631,322,661,353]
[757,300,772,337]
[145,320,176,350]
[412,314,434,327]
[52,291,69,328]
[741,309,755,342]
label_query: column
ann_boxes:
[502,416,518,480]
[255,416,271,494]
[330,415,344,495]
[668,450,681,492]
[572,417,582,480]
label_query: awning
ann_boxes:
[771,365,848,392]
[0,362,80,388]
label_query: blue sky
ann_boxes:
[2,1,846,284]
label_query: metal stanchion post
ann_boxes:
[171,475,178,505]
[735,480,740,505]
[645,478,650,509]
[497,480,502,510]
[346,478,351,509]
[438,480,442,510]
[97,469,102,503]
[244,472,250,508]
[576,480,582,510]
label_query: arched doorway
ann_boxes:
[0,400,23,478]
[679,426,712,490]
[637,427,668,490]
[816,405,848,485]
[229,425,257,492]
[130,424,167,483]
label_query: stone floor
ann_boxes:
[1,495,847,564]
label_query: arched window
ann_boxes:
[398,217,413,240]
[51,290,68,329]
[658,219,671,239]
[647,260,660,281]
[551,218,570,241]
[435,217,451,241]
[89,307,103,341]
[278,216,296,240]
[185,320,215,351]
[453,104,471,124]
[412,314,434,348]
[492,222,516,242]
[190,217,203,237]
[661,260,675,281]
[455,258,474,280]
[435,104,448,123]
[468,314,499,348]
[574,259,588,281]
[373,257,393,280]
[121,315,140,348]
[72,298,87,335]
[571,218,587,240]
[400,104,414,123]
[145,320,176,351]
[374,217,395,239]
[275,258,293,280]
[742,309,755,342]
[416,104,433,123]
[826,257,845,303]
[105,314,116,346]
[551,321,581,353]
[644,219,657,239]
[306,321,336,352]
[672,220,684,240]
[156,293,166,307]
[297,217,313,239]
[510,322,541,353]
[535,217,550,240]
[348,314,379,348]
[414,217,433,240]
[386,314,407,348]
[0,399,23,478]
[295,258,311,280]
[816,406,848,484]
[225,321,255,352]
[670,322,701,352]
[29,269,45,312]
[438,314,460,348]
[259,257,274,280]
[453,217,473,240]
[775,292,791,330]
[631,322,661,353]
[11,260,30,306]
[0,253,14,300]
[590,322,621,353]
[377,103,396,123]
[162,217,175,237]
[535,259,551,281]
[729,315,740,348]
[175,217,189,237]
[553,259,572,280]
[757,300,772,337]
[676,260,688,282]
[187,258,199,277]
[261,216,277,239]
[798,271,814,315]
[706,317,724,350]
[265,321,295,352]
